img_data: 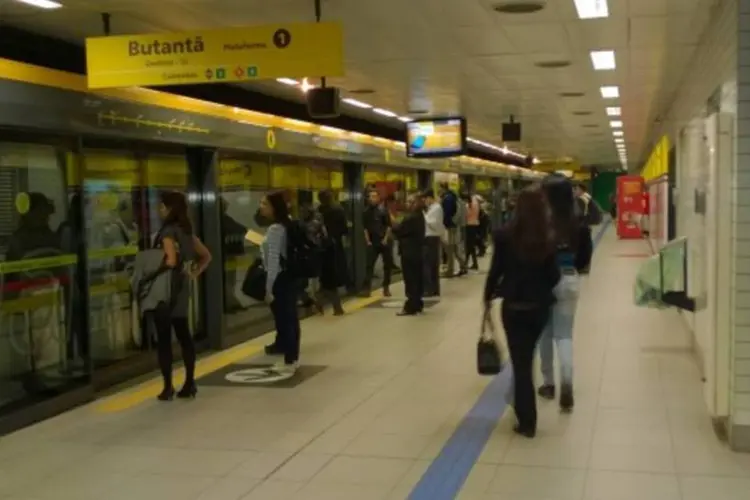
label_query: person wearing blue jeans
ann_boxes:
[538,270,580,412]
[539,174,592,412]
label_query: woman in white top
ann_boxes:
[258,191,301,375]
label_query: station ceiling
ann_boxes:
[2,0,718,171]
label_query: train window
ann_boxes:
[0,142,85,414]
[218,155,274,331]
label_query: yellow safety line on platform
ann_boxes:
[94,290,384,413]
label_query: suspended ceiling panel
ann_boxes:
[1,0,717,168]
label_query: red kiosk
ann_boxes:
[616,175,645,239]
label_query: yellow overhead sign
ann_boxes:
[85,22,344,89]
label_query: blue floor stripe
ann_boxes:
[408,219,611,500]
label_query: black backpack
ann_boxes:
[284,220,319,279]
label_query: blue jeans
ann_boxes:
[539,272,580,387]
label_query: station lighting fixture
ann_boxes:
[600,86,619,98]
[574,0,609,19]
[15,0,62,8]
[342,98,372,109]
[299,78,315,93]
[373,108,398,117]
[615,138,624,144]
[590,50,616,70]
[609,120,623,128]
[613,130,623,137]
[398,116,412,122]
[276,78,299,86]
[606,106,621,116]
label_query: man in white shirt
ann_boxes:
[423,189,444,297]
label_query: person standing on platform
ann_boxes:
[423,189,444,297]
[317,190,346,316]
[362,189,393,297]
[573,184,594,274]
[439,182,459,277]
[483,187,560,438]
[393,193,426,315]
[465,192,481,270]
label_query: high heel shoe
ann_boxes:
[157,387,175,401]
[177,383,198,399]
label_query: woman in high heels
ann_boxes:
[153,191,212,400]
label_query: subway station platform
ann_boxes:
[1,225,749,500]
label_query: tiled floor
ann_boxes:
[1,226,749,499]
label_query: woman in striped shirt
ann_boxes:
[259,191,301,375]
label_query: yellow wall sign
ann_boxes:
[85,22,344,89]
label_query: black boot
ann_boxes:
[560,384,574,413]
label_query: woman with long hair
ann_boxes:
[153,191,212,400]
[259,191,301,375]
[483,187,560,437]
[538,174,592,412]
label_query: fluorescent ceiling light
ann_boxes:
[342,98,372,109]
[606,106,621,116]
[600,86,619,98]
[276,78,299,86]
[590,50,616,70]
[613,130,624,137]
[574,0,609,19]
[610,120,623,128]
[398,116,412,122]
[373,108,397,117]
[15,0,62,8]
[615,137,624,143]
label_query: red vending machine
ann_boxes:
[616,175,645,239]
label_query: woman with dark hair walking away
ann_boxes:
[483,187,560,437]
[259,191,302,375]
[153,191,212,401]
[538,174,592,412]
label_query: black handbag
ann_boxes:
[477,310,503,376]
[241,258,267,301]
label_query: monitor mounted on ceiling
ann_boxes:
[405,117,467,158]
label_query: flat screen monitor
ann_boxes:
[405,117,467,158]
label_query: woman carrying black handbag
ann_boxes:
[482,187,561,438]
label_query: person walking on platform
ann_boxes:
[151,192,212,401]
[483,187,560,438]
[393,193,426,315]
[538,175,592,412]
[362,189,394,297]
[422,189,444,297]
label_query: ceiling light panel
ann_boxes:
[606,107,621,116]
[610,120,623,128]
[600,86,619,98]
[276,78,299,86]
[590,50,616,70]
[613,130,624,137]
[15,0,62,8]
[373,108,397,117]
[342,98,372,109]
[574,0,609,19]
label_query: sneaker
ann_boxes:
[537,384,555,400]
[560,384,574,413]
[272,361,298,376]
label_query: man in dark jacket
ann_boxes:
[362,189,393,296]
[393,193,425,315]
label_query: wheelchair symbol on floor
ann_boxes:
[225,367,293,384]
